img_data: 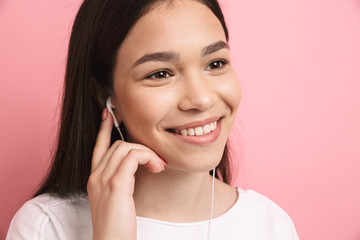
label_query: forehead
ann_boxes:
[117,0,226,63]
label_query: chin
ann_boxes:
[164,151,224,174]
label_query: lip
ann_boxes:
[167,118,222,146]
[169,117,221,130]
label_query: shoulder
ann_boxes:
[233,188,299,239]
[237,188,292,217]
[6,193,92,240]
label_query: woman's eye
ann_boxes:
[205,60,227,70]
[146,70,172,80]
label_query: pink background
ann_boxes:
[1,0,360,239]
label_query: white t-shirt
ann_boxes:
[6,188,299,240]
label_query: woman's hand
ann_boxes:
[88,109,166,240]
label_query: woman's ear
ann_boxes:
[90,76,109,109]
[90,77,124,126]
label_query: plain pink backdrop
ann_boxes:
[1,0,360,239]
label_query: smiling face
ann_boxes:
[112,0,241,172]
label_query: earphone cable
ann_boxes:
[116,126,125,141]
[207,167,216,240]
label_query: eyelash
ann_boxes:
[145,59,228,80]
[145,70,173,80]
[205,59,228,70]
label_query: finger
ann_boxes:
[92,108,114,172]
[103,148,165,181]
[95,140,126,175]
[94,141,148,175]
[108,149,165,195]
[98,142,158,176]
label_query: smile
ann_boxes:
[166,117,221,136]
[166,118,222,145]
[171,120,217,136]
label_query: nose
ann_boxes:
[178,73,217,112]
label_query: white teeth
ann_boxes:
[203,124,211,134]
[172,120,218,136]
[195,127,203,136]
[188,128,195,136]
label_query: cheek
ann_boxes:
[217,73,242,110]
[231,79,242,108]
[119,88,178,139]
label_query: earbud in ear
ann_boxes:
[106,97,119,127]
[106,96,125,141]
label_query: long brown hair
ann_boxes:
[34,0,231,197]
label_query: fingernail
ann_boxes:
[102,108,108,121]
[158,157,167,171]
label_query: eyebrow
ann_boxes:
[132,51,179,69]
[201,41,229,57]
[132,40,229,68]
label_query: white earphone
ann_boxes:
[106,96,125,141]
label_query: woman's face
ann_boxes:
[112,0,241,172]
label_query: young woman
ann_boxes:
[7,0,299,239]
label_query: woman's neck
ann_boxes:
[133,166,216,222]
